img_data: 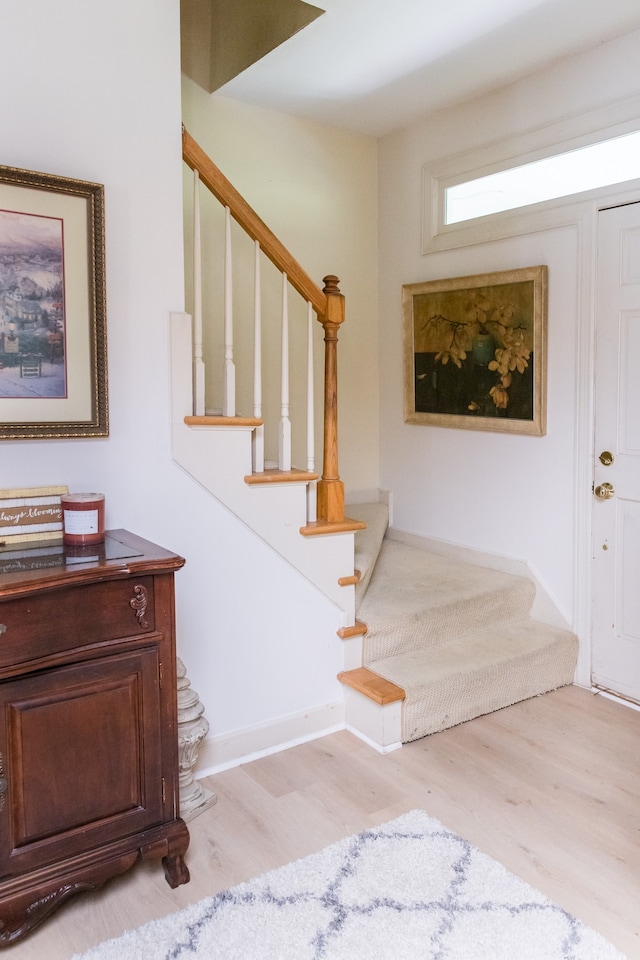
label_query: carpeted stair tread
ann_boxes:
[369,618,578,742]
[345,511,578,744]
[347,502,390,609]
[359,539,536,662]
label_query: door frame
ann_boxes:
[574,187,640,689]
[512,181,640,689]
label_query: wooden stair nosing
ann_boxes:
[300,517,367,537]
[337,569,361,587]
[185,415,263,427]
[337,619,368,640]
[244,468,319,485]
[338,667,405,705]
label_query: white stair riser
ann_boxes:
[343,687,402,753]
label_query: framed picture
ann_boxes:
[0,164,107,439]
[403,265,547,435]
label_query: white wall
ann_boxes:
[1,0,185,496]
[1,1,365,770]
[377,29,640,628]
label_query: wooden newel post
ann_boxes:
[317,275,345,523]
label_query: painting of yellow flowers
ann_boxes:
[403,265,547,435]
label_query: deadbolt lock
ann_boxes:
[599,451,614,466]
[594,482,615,500]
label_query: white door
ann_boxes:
[591,201,640,702]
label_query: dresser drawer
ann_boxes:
[0,576,155,668]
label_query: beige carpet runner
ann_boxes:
[349,504,578,743]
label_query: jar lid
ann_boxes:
[61,492,105,503]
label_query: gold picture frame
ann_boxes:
[403,265,547,435]
[0,164,108,439]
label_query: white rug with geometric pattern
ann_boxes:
[71,810,626,960]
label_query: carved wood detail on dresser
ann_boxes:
[0,529,190,944]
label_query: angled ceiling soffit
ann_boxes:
[181,0,325,94]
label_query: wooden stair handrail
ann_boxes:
[182,128,326,316]
[182,127,346,524]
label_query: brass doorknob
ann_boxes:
[594,482,615,500]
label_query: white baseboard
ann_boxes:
[194,700,346,776]
[386,525,528,575]
[386,526,570,630]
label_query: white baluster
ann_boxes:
[306,301,317,521]
[253,240,264,472]
[279,273,291,471]
[192,170,205,416]
[222,205,236,417]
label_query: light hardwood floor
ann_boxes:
[10,684,640,959]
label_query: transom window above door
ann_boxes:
[445,129,640,224]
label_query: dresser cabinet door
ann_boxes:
[0,646,163,879]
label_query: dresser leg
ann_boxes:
[163,852,191,888]
[161,820,191,888]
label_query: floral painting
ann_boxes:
[403,266,547,435]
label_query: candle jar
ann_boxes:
[61,493,105,546]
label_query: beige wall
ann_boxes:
[181,78,380,498]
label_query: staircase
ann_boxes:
[338,503,578,750]
[175,128,369,667]
[170,309,363,616]
[175,130,577,758]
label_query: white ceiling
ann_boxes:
[217,0,640,137]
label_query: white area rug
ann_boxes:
[71,810,626,960]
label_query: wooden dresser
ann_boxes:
[0,529,190,944]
